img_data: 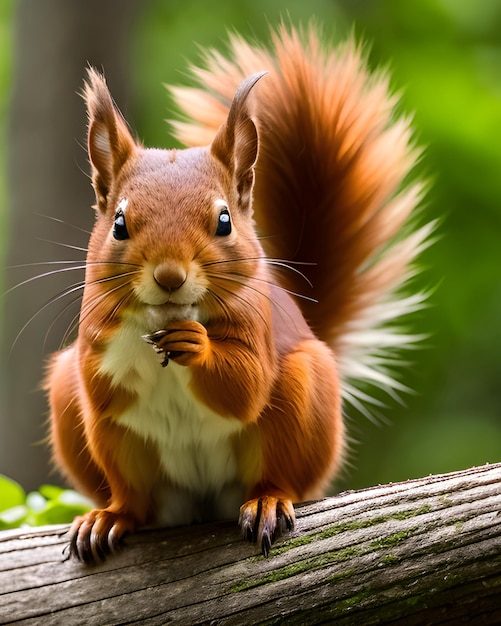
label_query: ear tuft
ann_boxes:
[83,67,137,208]
[211,72,267,210]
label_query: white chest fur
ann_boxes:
[98,316,245,523]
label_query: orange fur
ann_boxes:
[46,25,426,562]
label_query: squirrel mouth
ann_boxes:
[143,302,199,330]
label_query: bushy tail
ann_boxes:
[169,24,432,410]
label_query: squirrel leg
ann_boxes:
[65,419,160,563]
[48,349,110,506]
[49,353,159,563]
[240,339,343,556]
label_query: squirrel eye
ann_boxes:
[113,209,129,240]
[113,198,129,240]
[215,207,232,237]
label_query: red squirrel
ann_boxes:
[46,25,429,562]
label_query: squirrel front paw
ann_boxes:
[143,320,211,367]
[239,496,295,556]
[66,509,136,563]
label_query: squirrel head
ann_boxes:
[81,69,268,333]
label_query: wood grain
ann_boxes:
[1,463,500,625]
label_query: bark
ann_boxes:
[1,463,500,625]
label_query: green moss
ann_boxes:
[327,568,355,584]
[334,589,371,611]
[370,527,418,550]
[272,504,431,556]
[232,505,429,593]
[380,554,399,565]
[445,512,475,530]
[270,533,319,555]
[391,504,432,520]
[230,547,360,593]
[439,494,454,507]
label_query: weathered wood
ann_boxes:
[1,463,500,625]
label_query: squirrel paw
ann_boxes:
[239,496,295,557]
[65,509,135,564]
[142,320,210,367]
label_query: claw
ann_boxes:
[142,330,167,345]
[90,531,106,564]
[66,509,134,564]
[62,542,71,562]
[142,331,172,366]
[107,523,125,555]
[261,531,272,558]
[239,496,295,556]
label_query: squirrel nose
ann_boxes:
[153,261,187,292]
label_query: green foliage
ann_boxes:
[0,474,92,530]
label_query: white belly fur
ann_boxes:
[98,315,246,524]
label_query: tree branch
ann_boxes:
[1,463,500,625]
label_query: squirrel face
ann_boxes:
[80,70,266,339]
[83,144,263,335]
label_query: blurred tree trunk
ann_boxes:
[0,0,143,490]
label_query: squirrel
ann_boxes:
[45,25,429,563]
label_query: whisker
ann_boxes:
[35,214,92,236]
[263,260,315,289]
[207,282,269,328]
[44,293,83,350]
[232,271,318,304]
[86,269,140,288]
[35,238,89,253]
[206,263,317,304]
[207,272,301,329]
[3,261,142,297]
[10,280,86,353]
[60,299,84,348]
[77,278,136,336]
[59,269,140,343]
[202,256,315,289]
[61,279,137,345]
[2,265,88,297]
[85,261,142,269]
[6,260,86,270]
[6,260,141,270]
[107,291,135,326]
[257,234,282,240]
[205,285,234,323]
[205,256,315,268]
[10,265,140,351]
[91,290,135,344]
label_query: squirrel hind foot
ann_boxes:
[66,509,134,564]
[239,496,295,557]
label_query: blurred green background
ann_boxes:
[0,0,500,495]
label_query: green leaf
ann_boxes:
[0,504,28,529]
[0,474,26,512]
[57,490,93,509]
[26,491,47,513]
[38,484,65,500]
[30,501,90,526]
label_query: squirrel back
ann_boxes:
[171,25,431,404]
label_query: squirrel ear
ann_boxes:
[83,67,137,208]
[211,72,267,210]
